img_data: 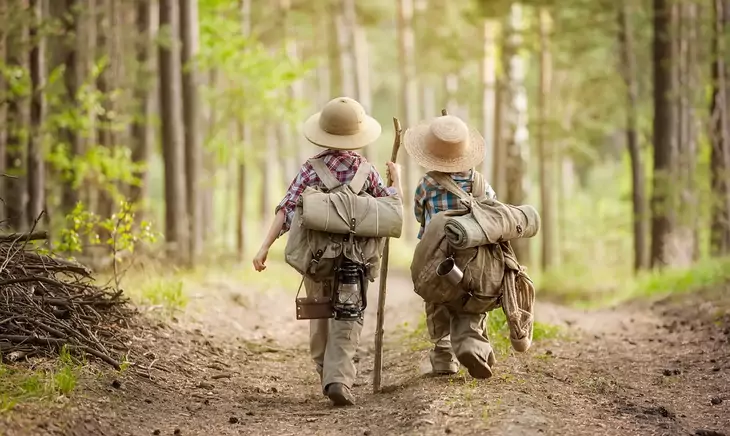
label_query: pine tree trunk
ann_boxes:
[491,77,506,197]
[397,0,418,241]
[96,0,115,226]
[60,0,82,215]
[503,3,530,263]
[129,0,154,221]
[335,0,356,98]
[710,0,730,255]
[236,0,251,260]
[159,0,189,262]
[481,19,498,181]
[180,0,203,264]
[0,2,7,222]
[260,124,278,228]
[618,0,649,271]
[4,9,28,230]
[27,0,46,227]
[538,8,555,271]
[651,0,677,268]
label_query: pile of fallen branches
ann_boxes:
[0,231,135,369]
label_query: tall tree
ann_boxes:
[481,19,498,182]
[159,0,189,262]
[710,0,730,255]
[538,7,555,271]
[180,0,203,263]
[96,0,114,224]
[236,0,251,260]
[618,0,648,271]
[4,4,28,230]
[397,0,419,240]
[503,2,530,262]
[27,0,45,226]
[129,0,154,220]
[651,0,677,268]
[60,0,82,215]
[0,1,7,217]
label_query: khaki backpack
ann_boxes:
[410,170,540,314]
[285,158,403,283]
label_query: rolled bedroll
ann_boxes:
[444,202,541,249]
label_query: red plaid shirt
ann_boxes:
[276,149,396,234]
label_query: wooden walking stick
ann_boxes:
[441,108,448,115]
[373,117,402,394]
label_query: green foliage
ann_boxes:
[196,0,314,164]
[0,346,81,412]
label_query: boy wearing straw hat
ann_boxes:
[253,96,402,406]
[405,114,497,378]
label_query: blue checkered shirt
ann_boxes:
[413,170,497,239]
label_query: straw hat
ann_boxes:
[403,115,485,173]
[303,97,382,150]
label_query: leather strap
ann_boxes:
[349,162,372,194]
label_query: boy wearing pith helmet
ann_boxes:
[253,97,403,406]
[405,114,498,378]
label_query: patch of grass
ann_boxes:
[537,256,730,309]
[138,278,188,312]
[0,346,81,412]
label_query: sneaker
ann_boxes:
[325,383,355,407]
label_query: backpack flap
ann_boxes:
[300,161,403,238]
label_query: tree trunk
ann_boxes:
[538,8,555,271]
[0,2,7,222]
[444,74,459,117]
[159,0,189,262]
[96,0,115,226]
[397,0,418,241]
[236,0,251,260]
[491,77,507,197]
[180,0,203,264]
[129,0,154,223]
[59,0,82,215]
[481,19,498,181]
[260,124,278,228]
[651,0,677,268]
[503,3,530,263]
[335,0,356,99]
[618,0,649,271]
[27,0,46,227]
[4,9,28,230]
[710,0,730,255]
[353,19,373,161]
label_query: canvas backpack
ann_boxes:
[410,170,539,314]
[284,158,403,283]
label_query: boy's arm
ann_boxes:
[253,210,286,271]
[485,183,497,200]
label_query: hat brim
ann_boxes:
[403,119,486,173]
[303,112,382,150]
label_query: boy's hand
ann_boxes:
[253,247,269,271]
[386,162,401,186]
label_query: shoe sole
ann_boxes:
[457,353,493,379]
[327,390,355,407]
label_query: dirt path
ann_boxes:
[3,271,729,436]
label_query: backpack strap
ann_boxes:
[308,158,341,191]
[427,171,471,200]
[349,162,372,194]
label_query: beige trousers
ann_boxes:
[425,301,495,375]
[305,277,364,393]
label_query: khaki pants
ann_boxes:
[305,277,364,393]
[425,301,495,376]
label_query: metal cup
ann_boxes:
[437,257,463,286]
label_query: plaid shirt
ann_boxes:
[414,170,497,239]
[276,149,397,235]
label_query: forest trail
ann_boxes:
[3,270,729,436]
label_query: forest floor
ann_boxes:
[1,267,729,436]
